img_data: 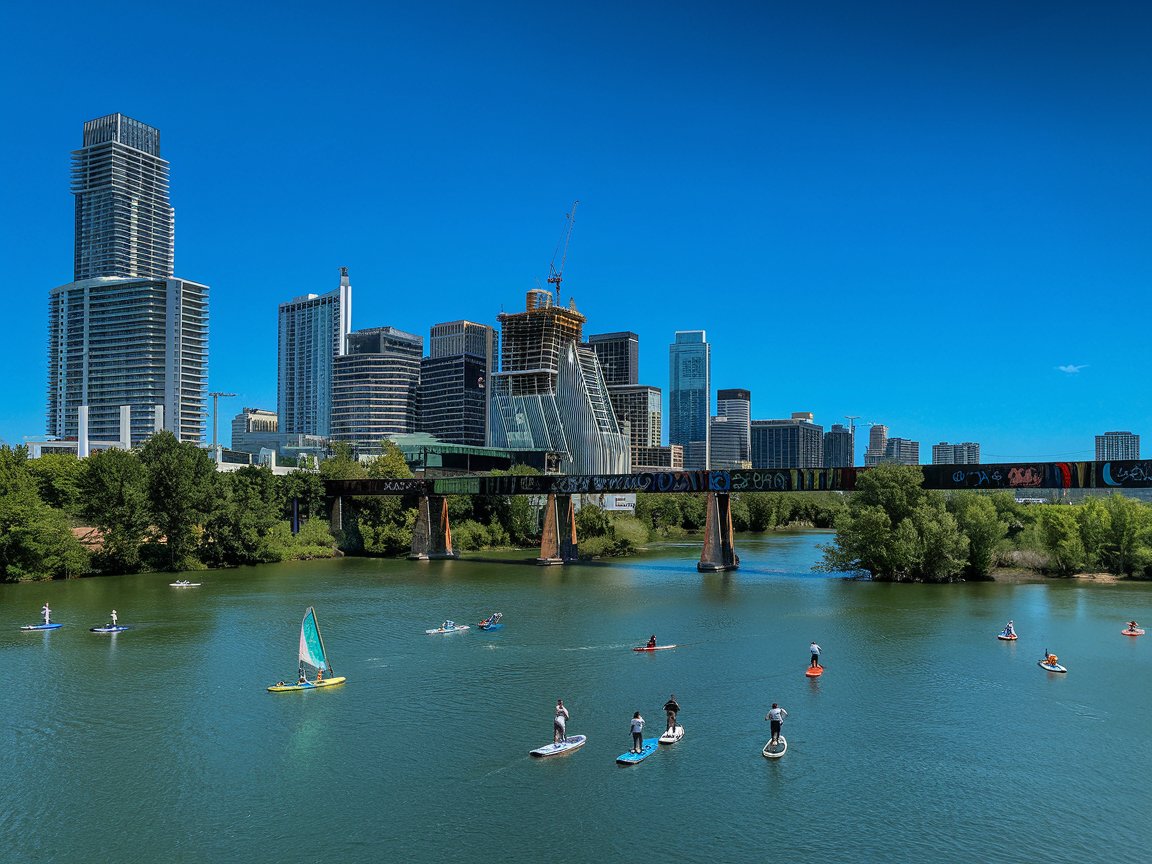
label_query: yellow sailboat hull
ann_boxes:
[267,676,347,692]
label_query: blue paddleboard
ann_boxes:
[20,623,62,631]
[617,738,659,765]
[479,623,504,631]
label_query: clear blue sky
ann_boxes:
[3,0,1151,461]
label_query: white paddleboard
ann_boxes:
[762,735,787,758]
[530,735,587,757]
[425,625,470,634]
[659,725,684,744]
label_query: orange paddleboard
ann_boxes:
[805,665,824,677]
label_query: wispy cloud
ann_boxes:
[1056,364,1088,374]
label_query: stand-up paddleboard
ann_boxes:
[617,738,659,764]
[633,644,677,652]
[1038,660,1067,673]
[268,677,347,692]
[169,581,202,588]
[1122,628,1145,636]
[997,632,1018,640]
[762,735,787,758]
[426,624,470,635]
[20,623,62,631]
[530,735,587,757]
[805,665,824,677]
[90,625,129,633]
[659,725,685,744]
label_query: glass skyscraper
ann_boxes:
[46,114,208,445]
[331,326,423,452]
[277,268,352,437]
[420,320,495,446]
[669,330,710,469]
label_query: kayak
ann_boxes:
[478,622,504,631]
[633,644,677,652]
[426,625,470,635]
[20,623,62,631]
[1122,628,1145,636]
[268,676,347,692]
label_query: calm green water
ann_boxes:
[3,533,1150,863]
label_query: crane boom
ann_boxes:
[547,200,580,303]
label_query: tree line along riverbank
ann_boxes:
[3,442,1149,583]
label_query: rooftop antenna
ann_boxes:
[547,200,579,305]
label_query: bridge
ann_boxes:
[324,459,1152,571]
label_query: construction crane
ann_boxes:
[547,200,580,305]
[843,415,860,434]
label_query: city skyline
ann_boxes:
[6,3,1152,463]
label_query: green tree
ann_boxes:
[27,453,86,515]
[1075,497,1112,570]
[1103,494,1152,576]
[949,493,1008,577]
[139,432,216,570]
[0,446,88,581]
[81,448,150,573]
[1038,507,1087,577]
[851,464,926,524]
[201,466,282,566]
[913,502,969,581]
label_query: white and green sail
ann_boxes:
[298,607,330,673]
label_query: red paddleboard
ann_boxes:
[1122,628,1145,636]
[633,644,677,652]
[805,665,824,677]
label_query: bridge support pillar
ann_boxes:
[409,495,459,560]
[537,493,578,565]
[329,496,343,534]
[698,491,739,572]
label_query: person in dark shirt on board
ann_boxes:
[647,635,657,649]
[663,694,681,732]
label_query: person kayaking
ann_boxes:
[765,703,788,746]
[809,641,822,668]
[663,694,681,732]
[647,635,657,649]
[630,711,645,753]
[41,603,51,625]
[1003,620,1015,637]
[1128,620,1140,632]
[554,699,570,744]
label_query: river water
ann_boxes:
[2,532,1150,863]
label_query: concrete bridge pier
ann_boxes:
[409,495,459,560]
[330,496,343,533]
[698,491,739,572]
[537,493,578,565]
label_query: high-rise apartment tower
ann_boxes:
[47,114,208,445]
[669,330,711,469]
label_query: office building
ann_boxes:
[608,385,662,450]
[278,268,352,437]
[881,437,920,465]
[584,332,639,386]
[711,388,751,468]
[420,320,495,447]
[633,444,684,472]
[669,330,711,469]
[47,114,207,445]
[864,424,889,467]
[488,289,629,474]
[751,413,824,468]
[330,327,422,451]
[231,408,280,455]
[824,424,854,468]
[932,442,981,464]
[1096,431,1140,460]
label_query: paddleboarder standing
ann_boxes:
[630,711,645,753]
[766,703,788,746]
[41,603,51,625]
[663,694,681,732]
[554,699,570,744]
[809,641,822,668]
[110,609,118,626]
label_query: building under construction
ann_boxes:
[488,289,629,474]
